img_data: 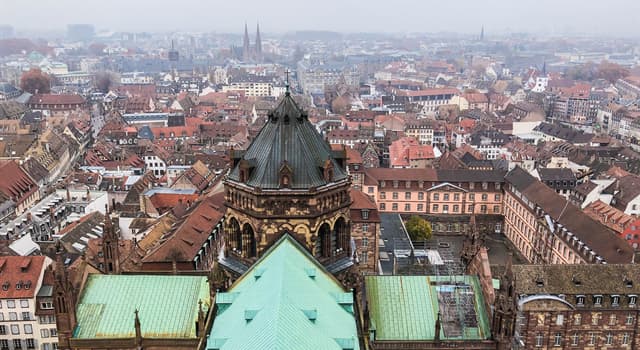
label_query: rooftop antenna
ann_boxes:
[284,68,291,96]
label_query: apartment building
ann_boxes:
[362,168,505,234]
[513,264,640,349]
[503,166,634,265]
[0,256,57,350]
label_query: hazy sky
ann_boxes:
[3,0,640,36]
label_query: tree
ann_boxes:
[331,96,350,114]
[597,60,630,84]
[565,62,597,81]
[405,215,433,241]
[20,68,50,94]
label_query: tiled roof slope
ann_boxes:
[0,256,47,299]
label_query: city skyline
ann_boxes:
[2,0,640,37]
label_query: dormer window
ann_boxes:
[594,295,603,307]
[279,161,293,188]
[393,181,398,188]
[362,209,369,220]
[612,295,620,307]
[576,295,585,306]
[322,159,334,182]
[381,181,386,188]
[630,295,637,306]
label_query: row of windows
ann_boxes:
[0,338,36,350]
[380,180,501,190]
[0,300,29,309]
[0,311,32,321]
[378,191,501,202]
[378,202,501,214]
[575,294,637,307]
[0,323,33,335]
[535,331,631,347]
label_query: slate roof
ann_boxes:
[207,234,359,350]
[0,101,27,119]
[74,274,210,339]
[512,264,640,295]
[228,92,347,189]
[534,122,594,144]
[538,168,576,182]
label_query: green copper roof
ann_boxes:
[365,275,491,341]
[207,235,359,350]
[74,274,210,339]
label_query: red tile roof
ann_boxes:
[0,256,46,299]
[395,88,459,97]
[0,161,38,205]
[143,192,225,263]
[389,137,435,167]
[29,94,85,105]
[148,193,200,214]
[350,189,380,222]
[365,167,438,182]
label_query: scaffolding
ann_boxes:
[394,237,481,339]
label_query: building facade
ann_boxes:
[504,167,634,265]
[513,264,640,350]
[0,256,57,350]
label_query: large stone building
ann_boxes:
[512,264,640,349]
[503,166,635,264]
[362,168,505,235]
[221,88,373,273]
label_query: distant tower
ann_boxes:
[480,25,484,41]
[168,40,179,61]
[243,22,251,61]
[255,22,263,62]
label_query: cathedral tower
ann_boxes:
[223,88,352,268]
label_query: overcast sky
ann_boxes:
[2,0,640,37]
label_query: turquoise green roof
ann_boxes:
[74,274,210,339]
[207,235,360,350]
[365,275,491,341]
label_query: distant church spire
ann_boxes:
[480,25,484,41]
[243,22,251,61]
[255,22,263,61]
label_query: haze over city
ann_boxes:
[2,1,640,350]
[3,0,640,36]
